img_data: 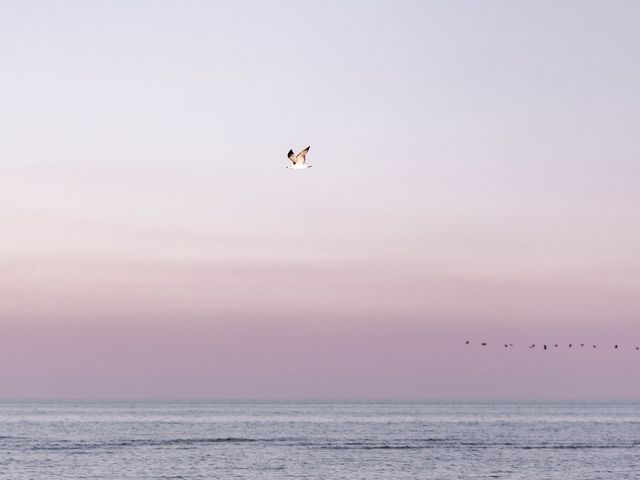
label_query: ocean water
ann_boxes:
[1,401,639,479]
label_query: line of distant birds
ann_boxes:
[465,341,640,351]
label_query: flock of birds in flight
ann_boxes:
[465,340,640,351]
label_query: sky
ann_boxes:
[1,0,639,399]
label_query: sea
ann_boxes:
[1,400,639,479]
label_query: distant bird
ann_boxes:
[580,344,585,347]
[509,344,513,347]
[614,345,619,349]
[554,344,559,348]
[530,344,536,349]
[544,345,548,350]
[569,344,573,348]
[593,345,597,349]
[481,342,487,346]
[286,146,312,169]
[504,344,508,348]
[465,340,470,344]
[636,347,639,351]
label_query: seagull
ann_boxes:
[286,146,312,169]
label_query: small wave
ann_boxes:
[148,437,261,446]
[319,444,428,450]
[519,444,632,450]
[359,445,425,450]
[318,440,444,450]
[30,437,292,451]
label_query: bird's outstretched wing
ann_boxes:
[287,149,296,164]
[296,146,310,158]
[295,146,310,164]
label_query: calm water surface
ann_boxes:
[1,401,639,479]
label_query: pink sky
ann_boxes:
[1,1,639,399]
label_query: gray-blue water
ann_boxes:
[1,401,639,479]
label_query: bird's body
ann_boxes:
[287,146,312,169]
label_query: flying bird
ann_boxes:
[286,146,312,169]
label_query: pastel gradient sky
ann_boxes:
[1,1,639,399]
